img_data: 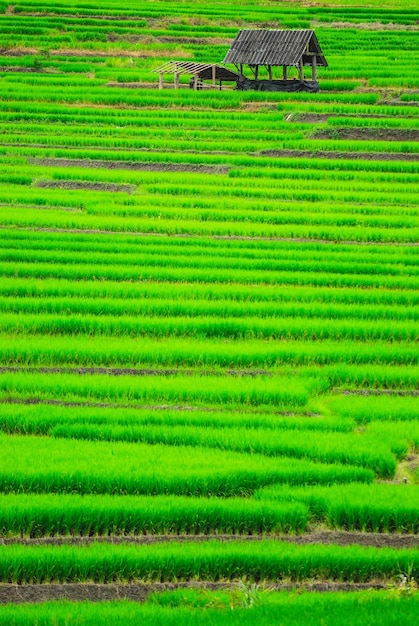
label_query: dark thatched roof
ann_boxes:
[223,30,328,67]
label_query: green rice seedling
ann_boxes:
[0,334,417,369]
[0,402,356,435]
[0,540,417,584]
[1,591,419,626]
[0,493,309,537]
[0,434,374,496]
[326,395,419,423]
[0,370,315,407]
[255,483,419,533]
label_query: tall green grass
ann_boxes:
[255,483,419,533]
[2,592,419,626]
[0,493,309,537]
[0,540,417,583]
[0,434,373,496]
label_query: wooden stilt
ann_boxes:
[159,72,163,89]
[268,66,272,81]
[282,65,287,80]
[174,71,179,89]
[298,58,303,80]
[194,73,198,90]
[212,64,216,86]
[254,65,259,80]
[311,54,317,81]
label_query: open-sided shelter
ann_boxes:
[153,61,239,90]
[223,29,327,92]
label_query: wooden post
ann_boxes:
[219,80,222,91]
[311,54,317,81]
[194,73,198,90]
[282,65,287,80]
[254,65,259,80]
[174,71,179,89]
[239,63,243,78]
[159,72,163,89]
[212,64,216,86]
[268,65,272,81]
[298,58,303,80]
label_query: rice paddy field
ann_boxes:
[0,0,418,622]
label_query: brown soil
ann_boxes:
[339,389,419,397]
[49,49,192,59]
[313,128,419,142]
[295,113,413,123]
[312,20,419,31]
[35,180,137,193]
[3,11,150,21]
[2,532,418,550]
[259,149,419,162]
[0,366,273,378]
[0,396,318,418]
[0,66,46,73]
[0,47,38,56]
[0,580,388,605]
[107,33,233,45]
[32,157,230,175]
[2,224,417,246]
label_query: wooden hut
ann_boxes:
[223,29,327,92]
[153,61,239,90]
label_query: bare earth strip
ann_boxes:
[0,396,318,417]
[35,180,137,193]
[0,366,273,378]
[32,157,230,175]
[2,532,418,549]
[259,149,419,162]
[0,581,389,605]
[1,225,418,246]
[313,128,419,142]
[339,389,419,397]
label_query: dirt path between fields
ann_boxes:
[259,149,419,162]
[32,157,230,175]
[339,389,419,397]
[0,580,389,604]
[0,396,318,417]
[0,366,273,378]
[2,225,417,246]
[35,180,137,193]
[313,128,419,142]
[2,532,418,549]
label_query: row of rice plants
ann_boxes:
[0,434,373,495]
[3,230,414,271]
[2,96,418,126]
[2,591,418,626]
[2,232,417,282]
[2,272,417,307]
[2,311,416,341]
[2,294,416,323]
[6,162,419,212]
[1,540,417,583]
[1,334,416,367]
[6,256,418,289]
[256,483,419,533]
[0,370,320,406]
[4,205,418,242]
[2,124,417,155]
[0,402,356,434]
[327,395,419,423]
[0,493,309,537]
[0,402,396,475]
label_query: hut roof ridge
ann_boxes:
[223,29,328,67]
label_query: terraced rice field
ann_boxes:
[0,0,418,622]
